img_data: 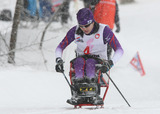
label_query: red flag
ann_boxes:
[130,52,145,76]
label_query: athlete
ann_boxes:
[55,8,123,105]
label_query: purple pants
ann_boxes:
[74,57,97,79]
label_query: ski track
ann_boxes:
[1,106,159,114]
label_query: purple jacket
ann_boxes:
[55,24,123,64]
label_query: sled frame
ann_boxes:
[69,61,110,108]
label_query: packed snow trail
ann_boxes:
[0,0,160,114]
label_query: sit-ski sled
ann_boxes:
[67,59,110,108]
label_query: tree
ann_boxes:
[8,0,22,64]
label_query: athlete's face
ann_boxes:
[79,22,94,34]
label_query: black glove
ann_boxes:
[115,23,120,33]
[101,60,114,73]
[55,57,64,73]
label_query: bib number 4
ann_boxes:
[83,46,90,55]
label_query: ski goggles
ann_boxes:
[79,22,92,28]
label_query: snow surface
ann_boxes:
[0,0,160,113]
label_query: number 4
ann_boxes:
[84,46,90,55]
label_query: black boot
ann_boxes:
[67,96,82,105]
[92,95,104,105]
[67,79,84,105]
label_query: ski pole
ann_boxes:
[106,73,131,107]
[62,71,71,87]
[61,71,76,94]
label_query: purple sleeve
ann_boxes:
[55,26,77,58]
[103,26,124,64]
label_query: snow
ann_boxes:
[0,0,160,113]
